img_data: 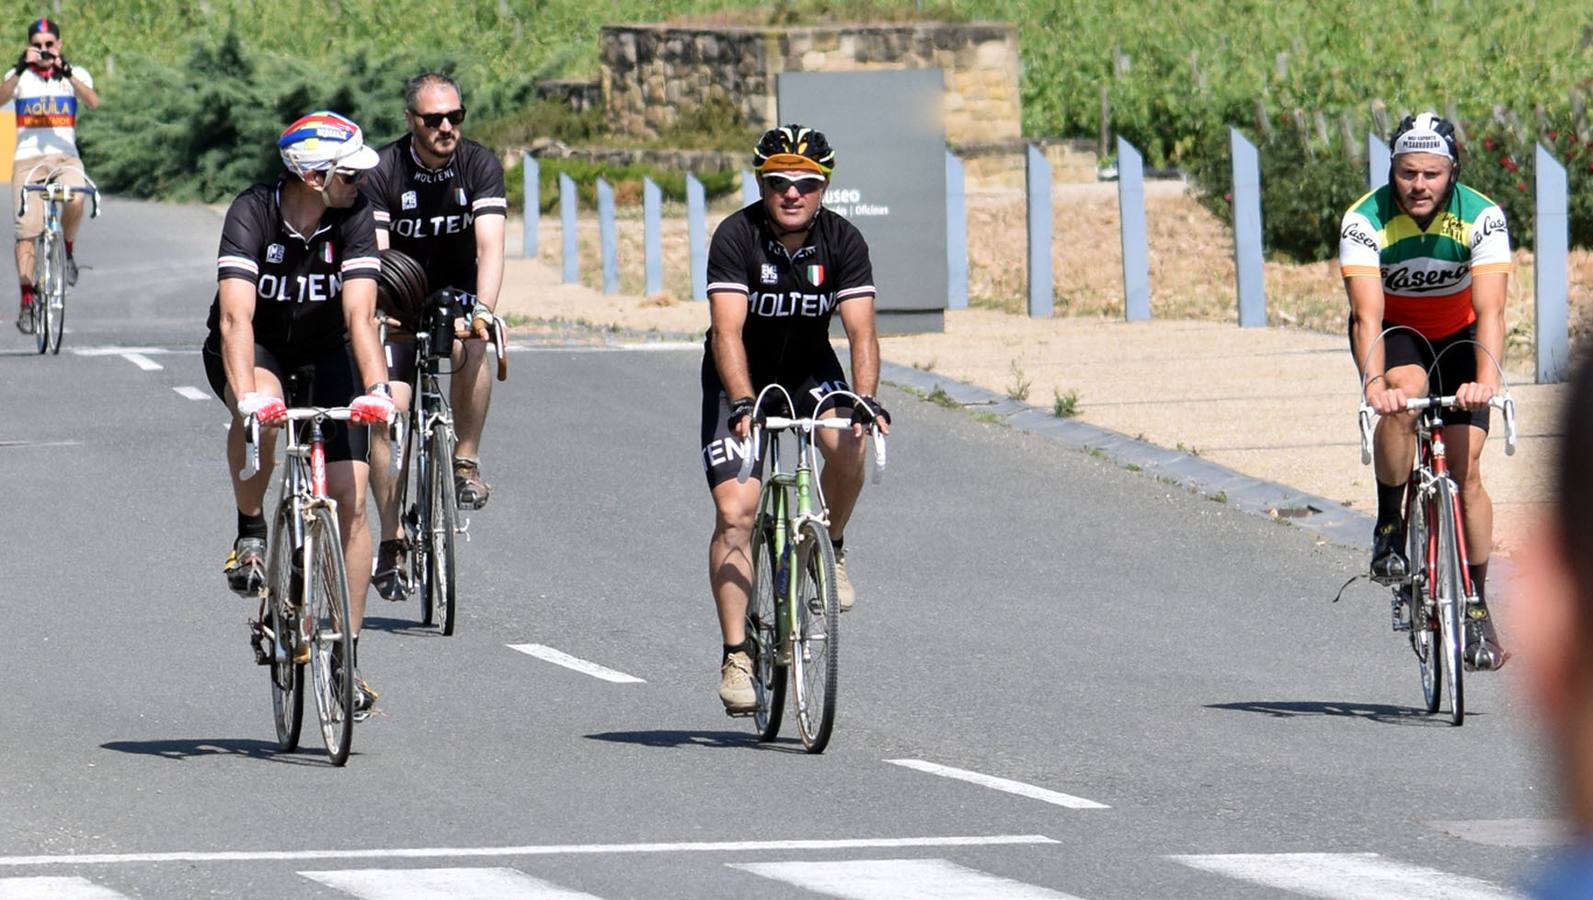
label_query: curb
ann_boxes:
[881,361,1376,553]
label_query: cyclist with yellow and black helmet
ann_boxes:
[702,124,891,713]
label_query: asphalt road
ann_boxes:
[0,199,1559,898]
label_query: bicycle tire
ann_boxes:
[748,513,786,741]
[266,504,304,751]
[45,234,64,354]
[1406,489,1440,714]
[32,236,48,355]
[426,424,459,635]
[413,423,435,627]
[306,506,356,764]
[791,520,838,753]
[1435,479,1466,726]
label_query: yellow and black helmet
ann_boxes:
[753,124,835,177]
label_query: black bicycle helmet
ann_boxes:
[376,248,428,334]
[753,124,835,176]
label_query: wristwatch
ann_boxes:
[368,383,393,398]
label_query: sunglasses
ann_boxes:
[410,108,466,129]
[763,175,825,195]
[330,167,362,185]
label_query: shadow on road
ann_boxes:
[359,615,440,635]
[1205,700,1471,726]
[100,738,329,765]
[584,729,806,752]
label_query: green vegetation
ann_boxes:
[1004,361,1031,402]
[506,157,739,214]
[1051,388,1080,418]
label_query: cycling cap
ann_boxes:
[376,248,429,334]
[754,124,835,176]
[278,111,380,177]
[27,18,60,39]
[1392,112,1459,163]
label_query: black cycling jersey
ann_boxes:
[360,134,507,293]
[705,203,876,378]
[205,180,380,355]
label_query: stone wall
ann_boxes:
[599,22,1020,145]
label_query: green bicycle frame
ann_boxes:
[755,430,825,667]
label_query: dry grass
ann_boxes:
[534,180,1591,374]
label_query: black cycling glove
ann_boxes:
[727,396,756,432]
[55,57,72,80]
[850,395,891,429]
[12,50,27,76]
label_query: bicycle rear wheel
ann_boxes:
[748,513,786,741]
[266,504,304,751]
[791,520,838,753]
[305,506,356,764]
[1434,480,1466,726]
[425,423,459,635]
[45,235,64,354]
[1405,490,1441,714]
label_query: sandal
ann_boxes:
[454,457,491,510]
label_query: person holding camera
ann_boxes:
[0,17,98,334]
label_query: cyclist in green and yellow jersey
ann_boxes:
[1340,112,1512,670]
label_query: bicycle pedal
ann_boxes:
[248,623,270,665]
[458,516,472,542]
[723,708,756,718]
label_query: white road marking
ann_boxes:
[507,644,645,684]
[70,346,174,357]
[300,867,601,899]
[0,835,1057,867]
[1429,818,1569,848]
[119,352,163,371]
[884,759,1109,810]
[173,385,209,401]
[730,858,1086,899]
[1170,852,1524,900]
[503,342,698,353]
[0,876,131,899]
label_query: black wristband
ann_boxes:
[727,396,756,428]
[851,394,890,428]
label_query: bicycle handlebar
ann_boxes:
[1357,394,1517,465]
[18,178,100,221]
[238,406,404,480]
[733,386,889,486]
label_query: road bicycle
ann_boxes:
[17,163,99,355]
[384,289,507,635]
[1356,331,1517,726]
[241,396,400,765]
[734,386,886,753]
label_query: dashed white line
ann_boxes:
[300,867,601,899]
[0,834,1058,867]
[884,759,1109,810]
[731,858,1086,899]
[173,385,209,401]
[507,644,645,684]
[1170,852,1523,900]
[119,352,163,371]
[0,875,130,899]
[71,346,173,357]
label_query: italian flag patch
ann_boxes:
[806,264,826,286]
[321,242,335,264]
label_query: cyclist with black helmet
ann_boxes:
[1340,111,1512,669]
[703,124,891,713]
[361,71,506,601]
[204,111,392,715]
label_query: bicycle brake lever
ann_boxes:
[735,425,760,485]
[1358,405,1374,466]
[871,428,887,485]
[494,316,508,382]
[388,414,405,474]
[1500,397,1518,457]
[239,414,261,480]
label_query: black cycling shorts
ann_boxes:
[1353,321,1490,433]
[699,345,856,488]
[202,337,370,463]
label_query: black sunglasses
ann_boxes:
[331,167,361,184]
[410,108,466,129]
[763,175,825,195]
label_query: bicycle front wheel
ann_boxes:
[1406,490,1440,714]
[1435,480,1466,726]
[266,504,304,751]
[305,506,356,764]
[32,236,49,355]
[45,234,65,354]
[425,424,459,635]
[790,520,838,753]
[748,513,786,741]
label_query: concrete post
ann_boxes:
[1026,143,1053,318]
[946,150,968,310]
[1367,134,1390,191]
[1536,143,1570,383]
[687,173,707,301]
[643,177,662,296]
[1117,136,1150,321]
[596,177,618,295]
[1229,128,1266,328]
[559,172,578,284]
[521,153,538,259]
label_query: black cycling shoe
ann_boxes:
[65,252,78,287]
[1370,522,1408,584]
[224,536,268,596]
[14,301,34,334]
[372,539,411,602]
[1464,602,1510,671]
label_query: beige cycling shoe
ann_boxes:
[834,548,854,612]
[719,651,755,713]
